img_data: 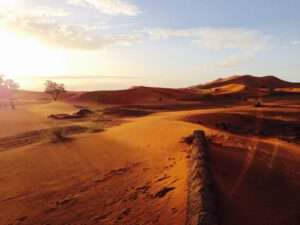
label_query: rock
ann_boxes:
[48,108,94,120]
[74,108,94,117]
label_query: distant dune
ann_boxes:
[12,75,300,105]
[196,75,299,89]
[62,75,300,105]
[190,75,300,96]
[67,86,200,104]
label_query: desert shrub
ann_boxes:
[44,80,66,101]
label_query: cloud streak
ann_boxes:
[144,27,268,51]
[31,75,140,79]
[143,27,271,69]
[67,0,140,16]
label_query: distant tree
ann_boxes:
[0,75,4,86]
[0,75,19,109]
[5,78,19,90]
[44,80,66,101]
[5,79,19,109]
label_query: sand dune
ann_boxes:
[191,75,300,97]
[0,75,300,225]
[0,107,201,225]
[195,83,246,96]
[0,102,78,138]
[67,86,200,104]
[197,75,299,89]
[1,103,300,224]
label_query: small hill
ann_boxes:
[200,75,297,89]
[191,75,300,96]
[69,86,200,105]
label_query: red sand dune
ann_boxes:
[64,75,300,106]
[13,75,300,106]
[190,75,300,96]
[197,75,299,89]
[67,86,200,104]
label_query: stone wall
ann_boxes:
[186,130,218,225]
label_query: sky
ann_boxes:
[0,0,300,91]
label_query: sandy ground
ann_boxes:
[0,103,200,225]
[210,142,300,225]
[183,106,300,225]
[0,99,300,225]
[0,102,77,138]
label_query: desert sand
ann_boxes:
[0,75,300,225]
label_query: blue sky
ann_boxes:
[0,0,299,90]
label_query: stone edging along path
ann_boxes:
[185,130,219,225]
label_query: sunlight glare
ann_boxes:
[0,29,68,80]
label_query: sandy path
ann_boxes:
[0,112,199,225]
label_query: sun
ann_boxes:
[0,28,68,79]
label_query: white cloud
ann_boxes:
[27,6,70,17]
[0,2,142,50]
[0,0,141,49]
[0,11,142,50]
[0,1,267,55]
[145,27,268,51]
[67,0,140,16]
